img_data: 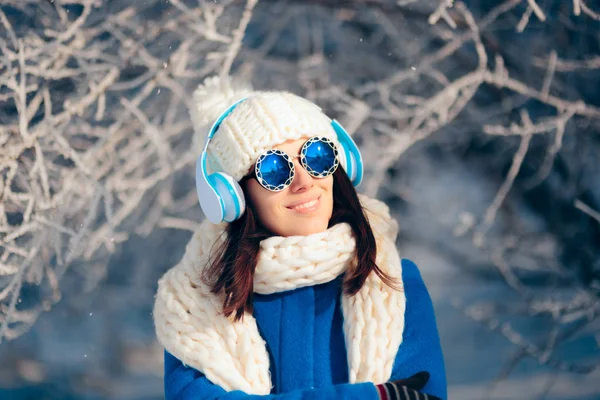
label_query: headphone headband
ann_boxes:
[202,97,248,155]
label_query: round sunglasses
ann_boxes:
[254,136,339,192]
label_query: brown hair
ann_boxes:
[203,167,398,321]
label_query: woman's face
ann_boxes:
[245,137,334,237]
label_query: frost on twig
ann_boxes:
[0,0,256,343]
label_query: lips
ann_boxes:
[286,194,321,211]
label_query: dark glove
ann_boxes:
[375,371,441,400]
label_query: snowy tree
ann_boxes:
[0,0,599,398]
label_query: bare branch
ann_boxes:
[475,111,533,246]
[575,200,600,224]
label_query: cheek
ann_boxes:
[323,189,334,217]
[245,180,283,224]
[322,177,334,205]
[255,198,281,223]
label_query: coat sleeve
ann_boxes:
[390,259,447,400]
[164,350,379,400]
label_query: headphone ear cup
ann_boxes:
[331,119,364,187]
[336,145,348,174]
[339,147,358,182]
[337,144,360,184]
[197,155,225,224]
[210,172,246,222]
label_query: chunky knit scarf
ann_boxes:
[153,195,406,395]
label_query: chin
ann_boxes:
[273,216,330,237]
[293,223,329,236]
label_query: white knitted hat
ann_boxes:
[191,76,340,182]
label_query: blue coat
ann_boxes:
[163,259,447,399]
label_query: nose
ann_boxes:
[289,159,313,193]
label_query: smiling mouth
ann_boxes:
[287,195,321,213]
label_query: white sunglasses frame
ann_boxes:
[254,136,340,192]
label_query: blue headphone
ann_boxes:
[196,97,364,224]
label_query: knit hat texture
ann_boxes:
[191,76,340,181]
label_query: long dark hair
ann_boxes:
[203,167,398,321]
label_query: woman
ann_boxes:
[153,77,447,400]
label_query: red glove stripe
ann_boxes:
[376,383,390,400]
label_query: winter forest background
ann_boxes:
[0,0,599,399]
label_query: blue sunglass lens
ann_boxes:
[257,152,293,190]
[302,138,337,176]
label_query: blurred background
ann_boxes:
[1,0,599,399]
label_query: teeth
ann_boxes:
[292,199,318,210]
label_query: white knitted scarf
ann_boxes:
[153,195,406,395]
